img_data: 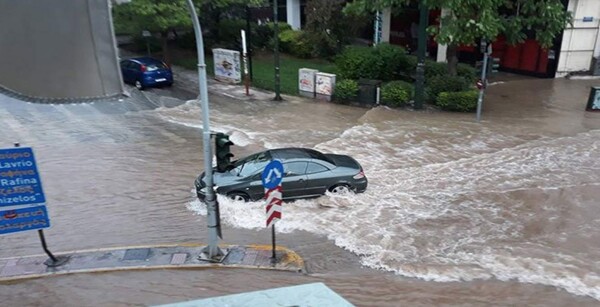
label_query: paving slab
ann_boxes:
[0,243,305,282]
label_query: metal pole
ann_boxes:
[476,44,490,122]
[38,230,58,263]
[271,225,276,262]
[414,1,429,109]
[273,0,282,101]
[185,0,224,260]
[373,11,381,45]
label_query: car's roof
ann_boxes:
[128,57,163,65]
[269,148,332,163]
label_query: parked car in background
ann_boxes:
[195,148,368,202]
[119,57,173,90]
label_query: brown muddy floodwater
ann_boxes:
[0,78,599,306]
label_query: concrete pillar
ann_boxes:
[436,9,450,62]
[382,9,391,43]
[286,0,301,30]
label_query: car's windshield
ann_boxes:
[232,151,271,178]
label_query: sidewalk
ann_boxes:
[0,243,305,282]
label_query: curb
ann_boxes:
[0,243,305,283]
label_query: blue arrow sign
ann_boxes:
[261,160,284,190]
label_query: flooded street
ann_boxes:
[1,78,599,306]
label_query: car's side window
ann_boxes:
[306,162,328,174]
[132,62,141,71]
[284,162,308,176]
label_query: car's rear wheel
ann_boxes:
[228,192,249,202]
[135,80,144,90]
[329,184,352,194]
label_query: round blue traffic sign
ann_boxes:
[261,160,284,189]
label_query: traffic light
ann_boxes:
[214,133,234,172]
[476,57,500,75]
[489,57,500,74]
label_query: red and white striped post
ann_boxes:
[265,185,282,261]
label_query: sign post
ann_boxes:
[261,160,284,262]
[0,144,68,267]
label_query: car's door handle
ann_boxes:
[298,179,304,182]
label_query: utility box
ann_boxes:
[298,68,318,98]
[213,48,241,84]
[357,79,382,106]
[315,72,336,101]
[586,86,600,111]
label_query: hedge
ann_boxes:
[279,29,312,58]
[382,81,414,107]
[334,79,359,102]
[436,90,479,112]
[426,75,470,103]
[335,44,407,81]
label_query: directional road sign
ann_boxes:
[262,160,284,228]
[261,160,283,190]
[0,147,50,235]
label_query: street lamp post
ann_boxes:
[273,0,282,101]
[414,1,428,110]
[184,0,225,261]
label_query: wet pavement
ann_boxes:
[0,70,599,306]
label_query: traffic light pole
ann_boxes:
[476,42,491,122]
[185,0,225,261]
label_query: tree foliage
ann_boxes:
[112,0,266,63]
[344,0,572,49]
[343,0,571,75]
[112,0,191,35]
[304,0,370,58]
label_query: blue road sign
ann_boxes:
[261,160,284,190]
[0,147,49,235]
[0,205,49,235]
[0,147,46,206]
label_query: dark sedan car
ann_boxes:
[195,148,367,202]
[120,57,173,90]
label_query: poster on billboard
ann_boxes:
[315,73,336,101]
[213,48,241,84]
[298,68,318,98]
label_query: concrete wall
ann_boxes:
[0,0,124,100]
[557,0,600,77]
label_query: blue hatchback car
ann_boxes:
[120,57,173,90]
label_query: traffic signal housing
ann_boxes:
[215,133,234,172]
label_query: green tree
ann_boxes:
[304,0,369,58]
[343,0,572,75]
[112,0,192,65]
[112,0,265,64]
